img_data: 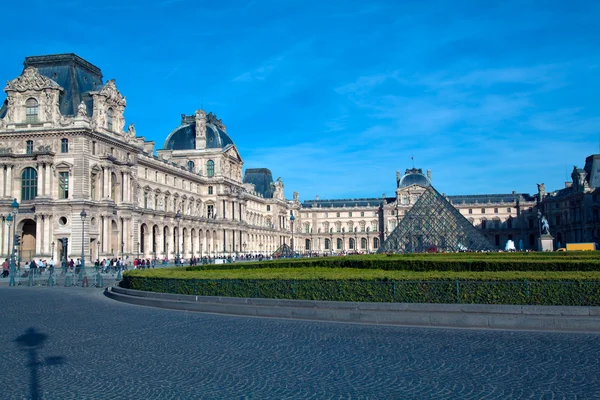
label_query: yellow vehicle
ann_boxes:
[563,243,598,251]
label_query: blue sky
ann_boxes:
[2,0,600,200]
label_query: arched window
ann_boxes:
[25,98,38,123]
[324,238,330,250]
[373,237,379,249]
[107,108,113,131]
[206,160,215,177]
[336,238,342,250]
[361,238,367,249]
[21,167,38,200]
[187,160,194,171]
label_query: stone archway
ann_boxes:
[19,218,36,261]
[140,223,148,255]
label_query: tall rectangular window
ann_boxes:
[26,140,34,155]
[207,204,214,218]
[61,138,69,153]
[92,141,96,155]
[59,172,69,199]
[25,98,38,123]
[208,186,213,195]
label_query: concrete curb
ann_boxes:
[105,286,600,333]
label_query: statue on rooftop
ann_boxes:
[77,101,88,117]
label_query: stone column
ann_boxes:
[102,167,110,199]
[123,173,129,203]
[47,215,54,258]
[35,215,43,256]
[6,165,13,197]
[0,165,4,198]
[102,216,109,253]
[45,164,52,198]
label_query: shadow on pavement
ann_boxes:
[14,327,66,400]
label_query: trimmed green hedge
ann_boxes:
[120,275,600,306]
[186,256,600,272]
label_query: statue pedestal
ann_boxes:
[538,234,554,252]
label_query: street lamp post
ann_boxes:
[7,214,15,286]
[329,228,333,255]
[175,210,181,265]
[97,241,101,263]
[51,241,55,260]
[290,211,295,257]
[136,242,140,260]
[8,199,19,286]
[79,209,87,284]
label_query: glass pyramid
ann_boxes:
[272,243,296,258]
[377,185,496,253]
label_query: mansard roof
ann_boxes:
[22,53,104,117]
[302,197,385,208]
[243,168,275,198]
[447,193,535,205]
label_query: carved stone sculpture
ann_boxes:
[127,123,136,137]
[77,101,88,117]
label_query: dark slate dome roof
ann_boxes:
[163,120,234,151]
[398,168,430,188]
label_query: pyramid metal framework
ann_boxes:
[272,243,295,258]
[377,185,497,253]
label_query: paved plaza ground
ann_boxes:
[0,286,599,399]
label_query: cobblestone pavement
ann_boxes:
[1,287,599,399]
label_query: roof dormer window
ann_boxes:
[25,98,38,123]
[107,107,113,131]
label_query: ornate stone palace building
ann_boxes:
[0,53,597,262]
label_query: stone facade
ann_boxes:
[0,53,595,262]
[294,169,540,254]
[0,54,294,263]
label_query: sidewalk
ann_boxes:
[106,286,600,333]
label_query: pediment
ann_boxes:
[54,161,73,170]
[225,145,242,162]
[5,67,63,93]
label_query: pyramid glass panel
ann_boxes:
[377,185,496,253]
[273,243,295,258]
